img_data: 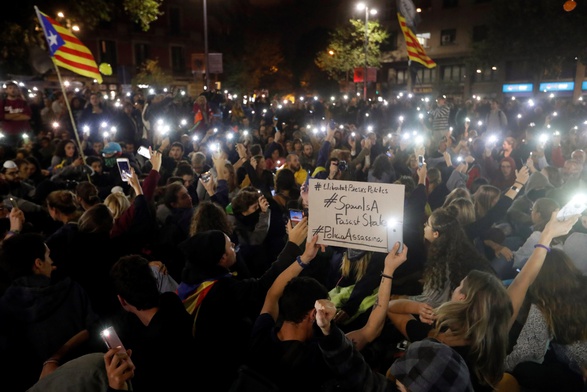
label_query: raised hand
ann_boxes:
[287,217,308,246]
[258,195,270,213]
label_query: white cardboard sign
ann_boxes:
[308,178,405,252]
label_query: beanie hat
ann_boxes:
[347,248,367,262]
[390,338,473,392]
[179,230,227,273]
[101,142,122,155]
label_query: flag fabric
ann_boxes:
[397,13,436,69]
[35,8,102,83]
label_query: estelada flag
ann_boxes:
[397,12,436,69]
[35,7,103,83]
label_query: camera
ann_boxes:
[338,160,348,172]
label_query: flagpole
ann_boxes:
[52,62,87,162]
[52,60,92,183]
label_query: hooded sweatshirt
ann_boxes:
[0,275,97,391]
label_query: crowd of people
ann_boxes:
[1,81,587,391]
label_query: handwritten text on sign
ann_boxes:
[308,179,405,252]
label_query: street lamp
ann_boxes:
[203,0,210,91]
[356,3,377,101]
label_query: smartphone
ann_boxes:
[9,197,17,209]
[387,222,404,253]
[386,150,393,158]
[137,146,151,159]
[100,326,127,357]
[116,158,131,182]
[329,119,336,129]
[201,171,211,183]
[418,155,425,168]
[557,195,587,221]
[289,209,304,227]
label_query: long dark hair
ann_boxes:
[54,139,78,159]
[425,208,492,293]
[370,154,393,180]
[529,249,587,344]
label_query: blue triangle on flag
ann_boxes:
[40,15,65,56]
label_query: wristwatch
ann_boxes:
[510,184,521,193]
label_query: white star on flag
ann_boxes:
[47,31,58,47]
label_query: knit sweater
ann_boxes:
[505,304,587,376]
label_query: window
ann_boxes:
[416,68,435,84]
[474,68,496,82]
[134,43,150,67]
[389,69,408,85]
[416,33,431,48]
[99,40,117,69]
[441,64,466,82]
[440,29,456,46]
[169,6,181,35]
[472,25,488,42]
[443,0,458,8]
[171,46,186,75]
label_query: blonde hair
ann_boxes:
[446,197,476,226]
[104,192,130,219]
[473,185,500,219]
[340,251,371,282]
[433,270,512,389]
[442,187,471,208]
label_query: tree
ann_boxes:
[470,0,587,81]
[315,19,389,82]
[132,59,173,89]
[223,33,292,94]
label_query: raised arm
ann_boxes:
[345,242,408,351]
[260,232,321,321]
[507,211,579,328]
[141,147,162,201]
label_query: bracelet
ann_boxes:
[43,359,59,367]
[381,272,394,280]
[296,256,309,269]
[515,181,525,186]
[534,244,551,252]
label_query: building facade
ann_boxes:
[377,0,586,102]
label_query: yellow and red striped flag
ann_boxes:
[35,7,102,83]
[397,13,436,69]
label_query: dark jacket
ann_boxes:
[176,241,303,391]
[0,275,98,391]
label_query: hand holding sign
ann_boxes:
[308,179,405,253]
